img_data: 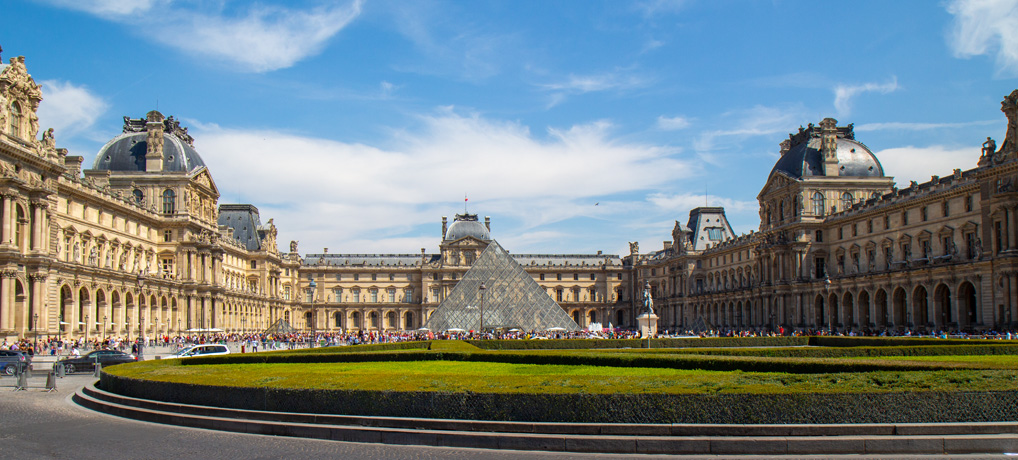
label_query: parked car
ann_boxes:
[0,349,31,375]
[57,350,137,373]
[170,344,231,358]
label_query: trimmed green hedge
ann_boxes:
[807,336,1005,347]
[469,336,807,350]
[263,341,430,355]
[99,371,1018,424]
[652,344,1018,359]
[180,348,972,373]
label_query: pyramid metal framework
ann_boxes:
[425,241,580,332]
[263,319,296,335]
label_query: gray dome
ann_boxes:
[92,131,206,172]
[771,136,884,179]
[445,214,490,241]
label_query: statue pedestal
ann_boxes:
[637,313,659,339]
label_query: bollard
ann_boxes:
[92,362,102,377]
[55,362,65,378]
[45,371,57,392]
[15,368,27,391]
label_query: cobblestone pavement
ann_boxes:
[0,371,1010,459]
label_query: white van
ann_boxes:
[172,344,231,358]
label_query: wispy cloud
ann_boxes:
[694,104,806,156]
[855,119,999,132]
[656,115,691,130]
[538,69,651,108]
[946,0,1018,77]
[36,79,109,141]
[194,109,693,252]
[43,0,363,73]
[875,145,981,184]
[634,0,689,16]
[647,192,757,213]
[833,77,898,117]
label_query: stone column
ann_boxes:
[0,195,10,245]
[1009,208,1018,251]
[0,272,10,331]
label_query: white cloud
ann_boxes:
[44,0,362,73]
[833,77,898,117]
[694,104,806,155]
[540,71,648,94]
[647,192,757,213]
[43,0,161,17]
[855,119,999,132]
[875,145,981,184]
[947,0,1018,76]
[656,115,690,130]
[194,110,693,253]
[36,79,109,141]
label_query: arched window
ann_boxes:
[133,189,144,205]
[9,102,22,138]
[841,192,853,211]
[162,189,175,215]
[812,192,825,216]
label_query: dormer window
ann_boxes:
[840,192,853,211]
[133,189,144,204]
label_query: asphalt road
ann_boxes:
[0,371,1012,460]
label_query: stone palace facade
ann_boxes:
[1,48,1016,341]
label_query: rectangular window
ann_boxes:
[589,287,596,301]
[371,274,377,281]
[539,274,545,281]
[966,196,973,212]
[556,289,563,302]
[590,273,596,281]
[707,228,723,241]
[618,273,623,280]
[557,273,562,281]
[283,286,291,300]
[867,250,875,269]
[336,274,342,281]
[354,274,360,281]
[943,201,949,217]
[370,289,378,302]
[333,288,343,302]
[352,289,360,303]
[163,230,172,242]
[573,273,579,281]
[943,236,954,256]
[868,220,873,233]
[250,260,257,269]
[388,289,396,303]
[902,211,909,226]
[838,227,843,240]
[161,257,173,276]
[815,230,823,242]
[389,274,395,281]
[884,215,890,229]
[814,257,826,278]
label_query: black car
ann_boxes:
[0,349,31,375]
[57,350,138,373]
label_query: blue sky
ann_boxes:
[5,0,1018,256]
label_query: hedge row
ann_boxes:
[469,336,807,350]
[100,372,1018,424]
[179,348,971,373]
[660,344,1018,359]
[265,341,430,355]
[808,336,1005,347]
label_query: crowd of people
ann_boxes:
[1,326,1016,358]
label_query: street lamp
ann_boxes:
[103,315,107,343]
[126,316,131,344]
[177,318,181,340]
[84,314,89,343]
[307,279,317,348]
[33,313,38,351]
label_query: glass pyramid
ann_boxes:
[425,241,580,332]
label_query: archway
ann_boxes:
[572,310,581,326]
[933,283,952,330]
[958,281,978,330]
[60,285,73,336]
[616,310,625,327]
[79,288,92,333]
[892,287,907,328]
[351,311,361,329]
[404,311,414,330]
[874,289,888,329]
[370,311,379,329]
[386,311,397,329]
[913,285,929,329]
[587,310,597,325]
[828,293,839,329]
[842,292,854,331]
[814,295,824,329]
[858,290,871,330]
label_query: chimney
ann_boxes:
[145,110,165,172]
[820,117,839,177]
[441,216,448,238]
[484,216,490,231]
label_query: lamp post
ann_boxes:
[126,316,131,344]
[84,314,89,344]
[103,315,107,343]
[177,318,181,340]
[478,283,486,334]
[307,279,316,348]
[33,313,38,352]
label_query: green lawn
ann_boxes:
[109,358,1018,395]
